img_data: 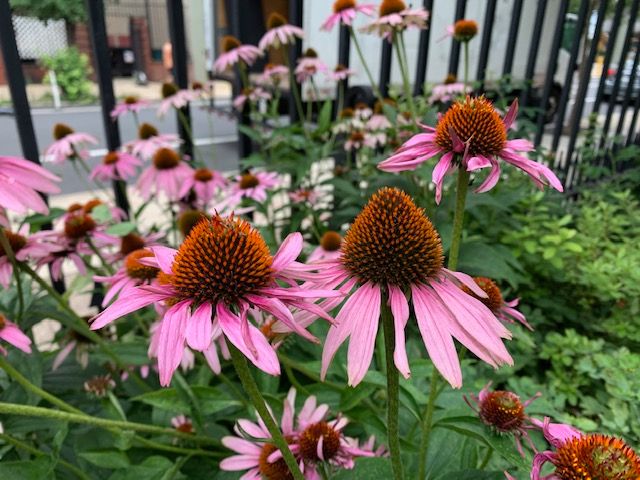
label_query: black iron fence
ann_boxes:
[1,0,640,221]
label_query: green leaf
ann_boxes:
[316,100,333,132]
[79,450,130,469]
[133,386,240,415]
[23,208,65,233]
[333,457,393,479]
[0,457,55,479]
[105,222,137,236]
[92,204,112,223]
[107,456,174,480]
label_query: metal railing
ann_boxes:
[1,0,640,219]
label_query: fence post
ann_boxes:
[288,0,304,122]
[413,0,433,96]
[167,0,193,159]
[519,0,547,110]
[447,0,466,78]
[85,0,130,216]
[502,0,523,76]
[379,41,392,98]
[475,0,497,92]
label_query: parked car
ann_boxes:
[604,56,640,100]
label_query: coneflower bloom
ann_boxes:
[52,325,93,370]
[228,171,279,204]
[321,0,376,31]
[327,64,357,82]
[233,87,272,111]
[0,313,32,355]
[428,80,470,104]
[44,124,98,165]
[360,0,429,38]
[126,123,179,160]
[213,35,262,73]
[462,277,532,331]
[93,230,164,264]
[446,19,479,43]
[288,187,320,205]
[137,148,194,202]
[258,12,304,51]
[90,151,142,182]
[178,168,226,207]
[90,215,340,385]
[157,83,199,117]
[259,63,289,86]
[171,415,194,434]
[110,96,149,119]
[295,49,329,84]
[84,374,115,398]
[0,156,60,215]
[308,231,343,263]
[94,249,160,306]
[529,427,640,480]
[366,114,392,131]
[378,97,563,203]
[465,383,541,456]
[0,227,58,288]
[317,188,513,387]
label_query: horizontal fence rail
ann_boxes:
[2,0,640,216]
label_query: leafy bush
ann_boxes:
[41,47,93,102]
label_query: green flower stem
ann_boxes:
[86,237,115,275]
[349,27,383,101]
[381,296,404,480]
[0,228,24,320]
[0,355,84,415]
[479,446,494,469]
[282,45,307,127]
[0,432,91,480]
[19,264,150,392]
[395,33,418,121]
[133,436,223,458]
[417,368,441,479]
[447,167,471,271]
[463,41,470,91]
[228,344,305,480]
[0,402,220,446]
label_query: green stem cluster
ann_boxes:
[349,27,383,101]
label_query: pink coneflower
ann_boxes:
[354,102,373,120]
[344,130,385,151]
[378,97,564,203]
[525,421,640,480]
[366,113,392,131]
[0,156,60,215]
[316,188,513,387]
[157,83,199,117]
[90,150,142,182]
[288,187,320,204]
[259,13,304,51]
[213,35,262,73]
[321,0,376,31]
[260,63,289,86]
[137,148,194,202]
[428,81,471,104]
[442,19,479,43]
[0,313,31,355]
[228,171,279,204]
[178,167,226,207]
[147,319,200,375]
[44,124,98,165]
[110,96,149,119]
[92,230,164,264]
[171,415,194,433]
[462,277,532,330]
[308,231,343,263]
[295,49,329,83]
[90,215,340,385]
[0,227,58,288]
[360,0,429,38]
[126,123,180,160]
[94,249,159,307]
[465,383,541,456]
[327,64,357,82]
[233,87,272,111]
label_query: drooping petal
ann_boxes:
[91,287,170,329]
[433,151,455,204]
[346,282,381,386]
[388,284,410,379]
[185,302,213,351]
[157,300,191,386]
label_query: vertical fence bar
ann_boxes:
[413,0,434,96]
[550,0,589,153]
[85,0,130,216]
[615,40,640,137]
[626,87,640,146]
[288,0,303,122]
[502,0,523,76]
[167,0,193,159]
[475,0,497,91]
[520,0,548,110]
[592,0,625,116]
[336,24,351,115]
[533,0,569,147]
[602,0,640,147]
[447,0,466,77]
[562,0,607,188]
[379,41,392,98]
[0,0,39,164]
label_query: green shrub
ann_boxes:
[41,47,93,102]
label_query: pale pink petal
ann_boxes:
[388,284,410,379]
[157,300,190,386]
[185,302,213,351]
[271,232,303,271]
[346,282,381,386]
